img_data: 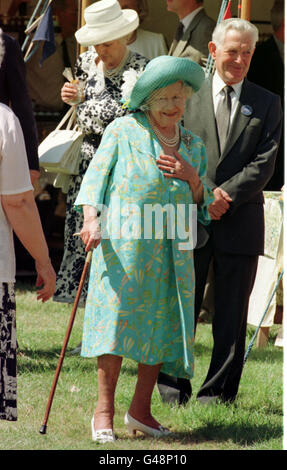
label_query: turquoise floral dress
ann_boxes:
[75,112,214,379]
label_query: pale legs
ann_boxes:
[92,354,162,432]
[93,354,122,431]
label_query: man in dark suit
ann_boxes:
[167,0,215,66]
[247,0,284,190]
[158,18,282,405]
[0,28,39,183]
[158,1,215,403]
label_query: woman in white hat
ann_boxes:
[75,55,214,442]
[53,0,148,308]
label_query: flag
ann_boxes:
[223,0,232,20]
[33,5,56,65]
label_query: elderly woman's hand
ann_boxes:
[156,151,203,204]
[81,206,102,252]
[80,219,102,252]
[61,81,79,104]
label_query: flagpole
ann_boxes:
[205,0,229,77]
[238,0,242,18]
[80,0,92,54]
[22,0,52,59]
[77,0,82,58]
[240,0,251,20]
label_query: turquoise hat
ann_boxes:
[128,55,205,111]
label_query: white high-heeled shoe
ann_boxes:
[124,412,171,438]
[91,416,116,443]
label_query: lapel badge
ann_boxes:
[241,105,253,116]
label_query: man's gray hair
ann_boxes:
[271,0,284,32]
[212,18,259,48]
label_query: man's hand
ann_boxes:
[209,187,232,220]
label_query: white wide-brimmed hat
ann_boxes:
[75,0,139,47]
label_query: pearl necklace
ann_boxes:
[102,50,130,78]
[146,112,180,148]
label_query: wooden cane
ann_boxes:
[39,249,93,434]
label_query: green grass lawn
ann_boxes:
[0,280,284,451]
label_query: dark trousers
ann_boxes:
[194,236,258,401]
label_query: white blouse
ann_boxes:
[127,28,168,60]
[0,103,33,282]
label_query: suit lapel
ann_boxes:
[193,79,221,175]
[169,9,204,57]
[205,79,220,160]
[219,80,254,163]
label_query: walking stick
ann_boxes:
[39,248,93,434]
[243,269,284,364]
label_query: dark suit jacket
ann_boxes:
[248,36,284,103]
[184,78,282,256]
[169,9,215,65]
[0,31,39,171]
[247,36,284,190]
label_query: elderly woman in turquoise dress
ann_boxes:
[75,55,214,442]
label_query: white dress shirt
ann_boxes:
[181,7,204,33]
[212,71,243,125]
[127,28,168,60]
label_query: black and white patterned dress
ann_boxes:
[53,49,148,305]
[0,283,17,421]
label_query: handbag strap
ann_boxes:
[56,106,78,131]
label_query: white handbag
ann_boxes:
[39,106,83,175]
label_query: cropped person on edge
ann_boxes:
[247,0,284,191]
[74,55,214,442]
[168,0,215,66]
[118,0,168,59]
[0,102,56,421]
[53,0,148,307]
[158,0,215,403]
[159,18,282,405]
